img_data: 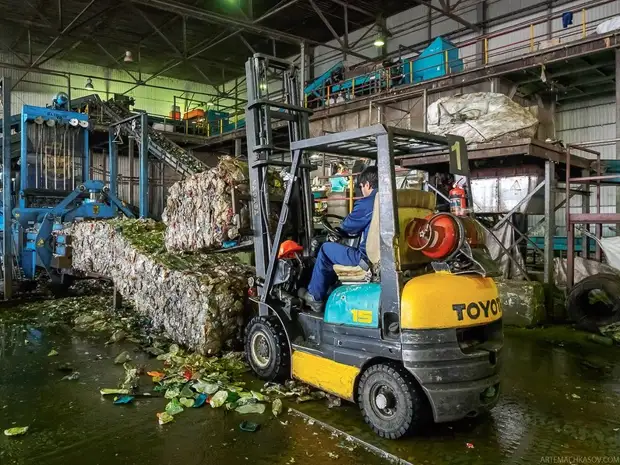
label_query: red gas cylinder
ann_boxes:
[405,214,483,260]
[449,182,467,217]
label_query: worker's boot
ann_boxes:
[298,288,324,313]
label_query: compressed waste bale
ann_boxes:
[162,156,282,252]
[427,92,539,143]
[70,219,252,354]
[495,278,546,327]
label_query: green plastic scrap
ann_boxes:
[100,388,131,396]
[107,329,127,345]
[157,412,174,425]
[165,399,184,416]
[4,427,29,437]
[194,381,220,395]
[47,349,59,357]
[121,363,140,391]
[180,397,195,408]
[164,387,180,399]
[251,391,266,402]
[210,390,229,408]
[272,398,283,417]
[180,384,194,398]
[114,351,132,364]
[235,403,266,415]
[169,344,180,356]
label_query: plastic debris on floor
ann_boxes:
[95,343,333,426]
[4,427,29,437]
[69,219,253,354]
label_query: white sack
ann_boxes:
[427,92,539,143]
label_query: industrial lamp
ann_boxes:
[373,33,386,47]
[124,50,134,63]
[85,78,94,90]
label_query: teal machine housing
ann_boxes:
[413,37,464,82]
[304,36,465,106]
[324,283,381,328]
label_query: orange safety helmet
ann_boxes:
[277,240,304,259]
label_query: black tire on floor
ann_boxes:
[244,316,290,381]
[358,363,430,439]
[567,273,620,332]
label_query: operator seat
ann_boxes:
[333,189,436,283]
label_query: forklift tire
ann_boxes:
[244,316,290,382]
[358,363,430,439]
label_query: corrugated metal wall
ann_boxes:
[527,96,617,237]
[0,52,227,117]
[0,53,206,219]
[90,152,181,219]
[556,97,617,237]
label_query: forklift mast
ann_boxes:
[244,54,314,312]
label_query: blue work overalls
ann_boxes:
[307,190,376,301]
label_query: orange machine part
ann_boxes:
[183,109,205,120]
[278,240,304,259]
[405,214,483,260]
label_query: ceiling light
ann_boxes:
[124,50,134,63]
[259,82,267,91]
[85,78,94,90]
[374,34,385,47]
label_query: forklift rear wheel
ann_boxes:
[358,363,429,439]
[244,316,290,381]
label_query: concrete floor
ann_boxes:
[1,305,620,465]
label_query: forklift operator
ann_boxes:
[300,166,378,312]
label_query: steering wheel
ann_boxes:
[320,214,358,239]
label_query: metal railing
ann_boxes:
[305,0,617,109]
[146,0,616,140]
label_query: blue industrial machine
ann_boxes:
[413,36,463,82]
[304,62,344,106]
[3,101,137,288]
[304,36,465,108]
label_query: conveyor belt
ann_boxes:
[77,95,206,178]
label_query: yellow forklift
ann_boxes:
[243,54,502,439]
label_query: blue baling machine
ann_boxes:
[3,101,136,288]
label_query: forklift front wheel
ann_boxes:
[244,316,290,381]
[358,363,430,439]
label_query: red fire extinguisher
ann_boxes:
[449,180,467,217]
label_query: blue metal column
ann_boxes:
[108,127,118,200]
[20,112,27,193]
[139,113,149,218]
[2,77,13,299]
[83,125,90,182]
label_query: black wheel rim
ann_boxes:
[369,382,398,420]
